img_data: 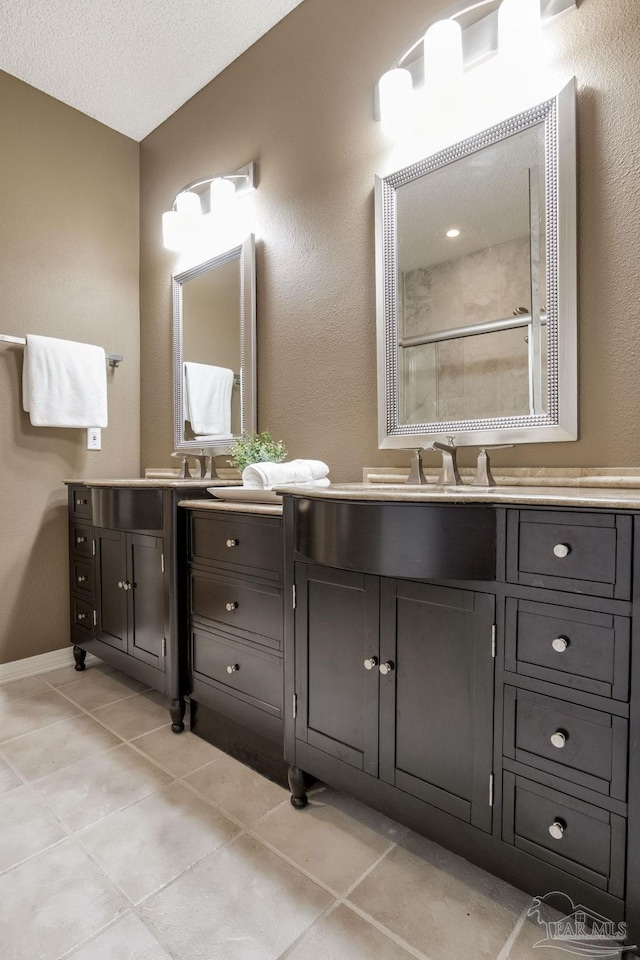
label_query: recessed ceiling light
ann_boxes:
[446,228,460,238]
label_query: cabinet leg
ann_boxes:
[288,765,309,808]
[73,646,87,672]
[170,698,186,733]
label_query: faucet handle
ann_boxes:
[406,449,427,485]
[473,446,514,487]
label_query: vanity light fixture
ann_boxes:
[162,161,256,253]
[446,228,461,238]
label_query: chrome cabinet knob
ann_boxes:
[77,498,87,505]
[77,613,87,621]
[550,730,567,749]
[117,581,124,589]
[548,820,565,840]
[226,664,239,674]
[226,601,238,611]
[77,575,87,583]
[363,657,379,670]
[552,637,569,653]
[76,536,87,544]
[226,539,239,548]
[379,661,394,676]
[553,543,570,558]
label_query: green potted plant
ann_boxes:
[228,430,287,473]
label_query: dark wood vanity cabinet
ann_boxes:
[185,508,286,783]
[284,497,640,947]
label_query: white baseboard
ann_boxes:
[0,647,100,684]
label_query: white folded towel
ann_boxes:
[242,459,330,490]
[183,362,234,436]
[22,334,108,428]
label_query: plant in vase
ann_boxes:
[228,431,287,477]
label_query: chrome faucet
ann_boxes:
[472,445,513,486]
[427,438,463,486]
[406,449,427,485]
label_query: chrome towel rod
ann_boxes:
[0,334,123,367]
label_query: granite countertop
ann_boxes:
[64,478,239,489]
[179,499,283,516]
[274,481,640,510]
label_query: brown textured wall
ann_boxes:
[0,72,140,665]
[140,0,640,477]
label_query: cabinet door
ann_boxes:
[94,528,128,651]
[379,580,495,832]
[294,563,380,776]
[127,533,165,668]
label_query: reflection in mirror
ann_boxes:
[376,81,576,449]
[173,235,256,451]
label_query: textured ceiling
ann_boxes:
[0,0,305,141]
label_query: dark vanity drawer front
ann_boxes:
[191,626,282,715]
[70,521,93,558]
[503,773,626,895]
[71,559,94,597]
[191,571,283,647]
[507,510,631,599]
[505,598,630,701]
[191,514,282,579]
[504,687,627,799]
[70,486,91,519]
[72,596,94,633]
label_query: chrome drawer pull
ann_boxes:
[226,601,238,611]
[548,820,565,840]
[550,730,568,749]
[76,536,87,544]
[77,576,87,584]
[553,543,571,558]
[77,613,87,621]
[226,664,239,674]
[226,539,239,548]
[379,661,394,676]
[117,581,124,589]
[364,657,379,671]
[76,498,87,505]
[552,636,569,653]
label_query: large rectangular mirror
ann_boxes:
[375,80,576,448]
[173,235,256,451]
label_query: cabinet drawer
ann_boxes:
[70,521,93,558]
[70,486,91,519]
[190,513,282,579]
[506,510,631,599]
[71,559,94,597]
[504,687,627,799]
[505,598,630,701]
[502,772,626,896]
[191,626,283,715]
[72,596,93,633]
[191,571,282,648]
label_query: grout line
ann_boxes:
[0,834,70,880]
[275,901,343,960]
[341,901,435,960]
[496,901,532,960]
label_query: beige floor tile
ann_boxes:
[68,912,173,960]
[140,833,333,960]
[132,725,225,778]
[0,688,81,742]
[35,743,172,832]
[0,714,121,781]
[0,674,49,703]
[184,754,288,826]
[90,692,171,740]
[0,755,21,795]
[285,904,418,960]
[348,831,530,960]
[506,896,625,959]
[40,660,109,687]
[56,669,148,711]
[252,785,406,894]
[79,780,240,903]
[0,784,66,872]
[0,838,126,960]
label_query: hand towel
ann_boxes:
[242,459,330,489]
[183,362,234,436]
[22,334,108,428]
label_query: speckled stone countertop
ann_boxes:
[64,478,239,489]
[179,499,283,516]
[275,482,640,510]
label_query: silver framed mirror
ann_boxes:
[375,79,577,449]
[173,235,256,451]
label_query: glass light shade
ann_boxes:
[423,20,463,98]
[210,177,235,209]
[175,190,202,218]
[498,0,542,62]
[378,68,413,140]
[162,210,186,252]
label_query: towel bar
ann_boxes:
[0,334,123,368]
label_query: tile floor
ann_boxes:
[0,660,587,959]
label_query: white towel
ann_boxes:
[22,334,108,428]
[242,459,330,490]
[183,362,234,436]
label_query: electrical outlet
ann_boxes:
[87,427,101,451]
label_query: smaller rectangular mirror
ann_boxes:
[173,235,256,451]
